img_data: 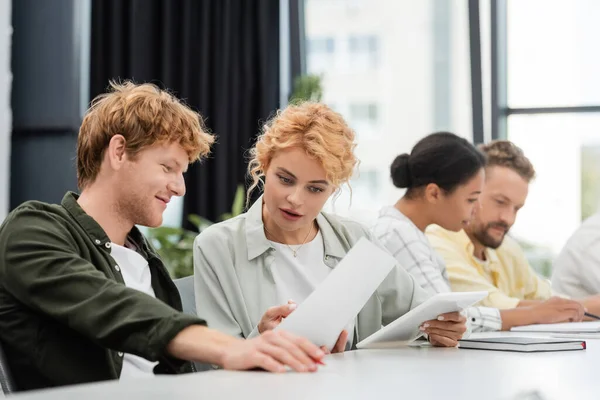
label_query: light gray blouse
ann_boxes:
[193,196,430,347]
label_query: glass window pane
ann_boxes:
[305,0,472,223]
[348,102,379,140]
[508,113,600,258]
[508,0,600,107]
[349,103,378,123]
[306,37,336,74]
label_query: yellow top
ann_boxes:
[426,226,552,309]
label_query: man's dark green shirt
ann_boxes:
[0,192,206,391]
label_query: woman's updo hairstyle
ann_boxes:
[391,132,485,198]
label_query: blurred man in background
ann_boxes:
[428,140,600,315]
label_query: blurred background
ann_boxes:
[1,0,600,278]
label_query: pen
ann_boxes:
[584,312,600,320]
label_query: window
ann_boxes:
[352,170,381,206]
[501,0,600,263]
[349,103,378,123]
[508,113,600,254]
[348,35,377,53]
[508,0,600,108]
[306,37,335,74]
[346,35,379,70]
[327,170,381,220]
[349,103,379,139]
[307,37,335,55]
[305,0,472,224]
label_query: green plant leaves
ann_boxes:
[289,74,323,103]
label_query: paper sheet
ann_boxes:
[275,237,396,349]
[356,291,488,349]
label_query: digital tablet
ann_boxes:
[356,291,488,349]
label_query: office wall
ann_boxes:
[10,0,89,208]
[0,0,11,221]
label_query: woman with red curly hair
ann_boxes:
[193,103,466,368]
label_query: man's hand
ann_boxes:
[221,330,325,373]
[420,312,467,347]
[533,296,585,324]
[579,294,600,319]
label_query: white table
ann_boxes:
[12,332,598,400]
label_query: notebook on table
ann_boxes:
[458,337,586,353]
[510,321,600,334]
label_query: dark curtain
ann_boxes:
[289,0,306,83]
[90,0,280,226]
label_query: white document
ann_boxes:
[511,321,600,333]
[356,291,488,349]
[275,237,396,350]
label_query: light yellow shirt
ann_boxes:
[426,226,552,309]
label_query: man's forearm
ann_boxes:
[165,325,239,366]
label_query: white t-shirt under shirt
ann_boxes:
[268,230,356,349]
[110,242,158,379]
